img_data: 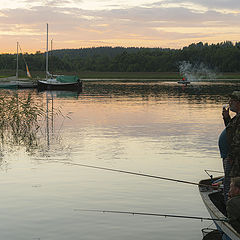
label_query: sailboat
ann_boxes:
[37,24,82,92]
[0,42,36,89]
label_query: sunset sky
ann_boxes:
[0,0,240,53]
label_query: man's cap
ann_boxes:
[230,91,240,101]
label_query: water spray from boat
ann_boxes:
[178,61,217,84]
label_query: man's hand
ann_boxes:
[222,106,230,119]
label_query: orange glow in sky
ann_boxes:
[0,0,240,53]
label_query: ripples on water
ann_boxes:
[0,80,239,240]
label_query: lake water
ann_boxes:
[0,80,239,240]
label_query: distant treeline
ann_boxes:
[1,41,240,73]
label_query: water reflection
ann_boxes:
[0,81,239,159]
[0,90,79,160]
[37,91,78,157]
[0,81,240,240]
[83,80,240,104]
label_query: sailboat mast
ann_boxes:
[16,42,19,79]
[46,23,49,80]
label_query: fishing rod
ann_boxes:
[74,209,228,222]
[54,161,214,188]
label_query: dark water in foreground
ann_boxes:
[0,80,239,240]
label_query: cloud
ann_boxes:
[21,0,83,7]
[184,0,240,9]
[0,0,240,52]
[151,0,240,10]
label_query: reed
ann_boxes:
[0,91,44,152]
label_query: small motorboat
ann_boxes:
[178,78,191,85]
[199,177,240,240]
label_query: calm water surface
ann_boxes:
[0,80,239,240]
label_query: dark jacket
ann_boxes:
[227,195,240,233]
[225,113,240,177]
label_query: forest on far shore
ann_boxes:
[1,41,240,73]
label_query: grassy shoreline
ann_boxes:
[1,70,240,80]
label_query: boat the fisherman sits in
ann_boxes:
[37,24,82,92]
[199,177,240,240]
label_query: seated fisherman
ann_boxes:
[227,177,240,233]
